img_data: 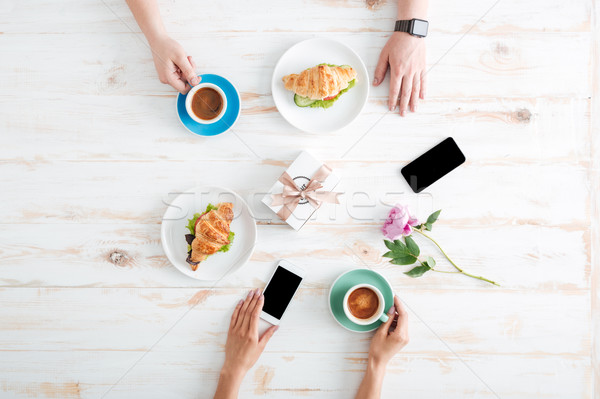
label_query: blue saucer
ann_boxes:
[176,74,241,136]
[328,269,394,333]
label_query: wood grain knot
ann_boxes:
[513,108,532,123]
[365,0,386,10]
[493,42,510,56]
[348,241,382,265]
[99,65,126,92]
[108,250,130,267]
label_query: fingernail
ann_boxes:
[237,299,244,306]
[373,78,379,85]
[255,288,261,296]
[247,290,254,298]
[191,76,199,85]
[259,294,265,300]
[388,306,396,315]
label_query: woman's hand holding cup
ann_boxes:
[149,35,200,95]
[368,295,409,369]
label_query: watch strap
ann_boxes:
[394,20,412,33]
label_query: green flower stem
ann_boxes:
[414,229,461,271]
[414,229,500,286]
[431,269,460,274]
[416,258,459,274]
[459,271,500,286]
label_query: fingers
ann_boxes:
[409,73,420,113]
[259,325,279,348]
[392,295,409,340]
[175,53,199,87]
[373,49,389,87]
[377,304,396,336]
[241,288,261,333]
[388,71,402,111]
[236,289,255,331]
[166,72,190,95]
[229,299,243,331]
[249,291,265,336]
[188,55,197,71]
[398,74,412,117]
[420,70,427,99]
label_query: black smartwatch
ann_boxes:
[394,19,428,38]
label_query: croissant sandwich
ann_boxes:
[282,64,357,109]
[185,202,235,270]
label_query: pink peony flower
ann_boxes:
[382,204,419,240]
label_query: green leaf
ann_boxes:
[404,236,420,257]
[426,210,441,225]
[425,222,433,231]
[384,240,409,255]
[391,256,418,265]
[383,239,418,265]
[404,264,431,277]
[425,256,436,268]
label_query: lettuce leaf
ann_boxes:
[219,231,235,253]
[308,79,356,109]
[186,213,202,235]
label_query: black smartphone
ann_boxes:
[401,137,465,193]
[260,260,305,325]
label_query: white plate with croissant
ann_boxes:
[160,186,257,281]
[272,38,369,133]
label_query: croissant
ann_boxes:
[189,202,234,269]
[282,64,357,100]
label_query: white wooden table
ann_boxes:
[1,0,598,398]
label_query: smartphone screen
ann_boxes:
[262,266,303,320]
[401,137,465,193]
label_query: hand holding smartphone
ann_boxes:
[260,260,305,325]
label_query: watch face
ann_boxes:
[412,19,428,37]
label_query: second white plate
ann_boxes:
[160,186,257,281]
[271,38,369,134]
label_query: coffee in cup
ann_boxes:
[348,287,379,319]
[343,284,388,325]
[185,82,227,124]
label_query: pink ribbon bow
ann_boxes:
[271,165,340,221]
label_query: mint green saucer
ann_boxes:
[328,269,394,333]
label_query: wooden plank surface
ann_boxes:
[0,0,597,398]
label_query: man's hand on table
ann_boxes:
[214,289,278,399]
[149,35,200,95]
[374,32,426,116]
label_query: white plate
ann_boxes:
[271,38,369,134]
[160,186,257,281]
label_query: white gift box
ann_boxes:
[262,151,341,230]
